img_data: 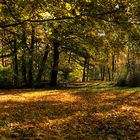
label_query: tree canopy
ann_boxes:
[0,0,140,88]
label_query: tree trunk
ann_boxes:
[13,35,19,86]
[22,30,27,84]
[82,57,87,82]
[86,58,89,81]
[101,64,105,81]
[1,42,5,66]
[36,44,50,82]
[107,66,111,81]
[50,40,60,87]
[111,54,115,81]
[28,26,35,86]
[68,51,72,63]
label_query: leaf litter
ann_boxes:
[0,86,140,139]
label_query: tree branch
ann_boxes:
[0,8,139,28]
[0,17,75,28]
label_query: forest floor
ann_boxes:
[0,82,140,140]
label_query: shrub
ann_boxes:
[0,66,13,89]
[126,71,140,87]
[116,71,140,87]
[116,74,127,86]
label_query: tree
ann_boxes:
[0,0,140,88]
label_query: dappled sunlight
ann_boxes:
[0,90,80,103]
[48,111,86,126]
[0,87,140,139]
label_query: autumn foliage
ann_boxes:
[0,83,140,139]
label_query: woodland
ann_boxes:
[0,0,140,88]
[0,0,140,139]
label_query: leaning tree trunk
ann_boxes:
[36,44,50,82]
[50,40,60,87]
[68,51,72,63]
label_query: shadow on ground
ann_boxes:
[0,87,140,139]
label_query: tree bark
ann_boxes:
[86,58,89,82]
[111,54,115,81]
[22,30,27,84]
[50,40,60,87]
[13,35,19,86]
[36,44,50,82]
[82,57,87,82]
[107,66,111,81]
[28,26,35,86]
[101,64,105,81]
[68,51,72,63]
[1,45,5,66]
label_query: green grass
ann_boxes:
[67,82,140,92]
